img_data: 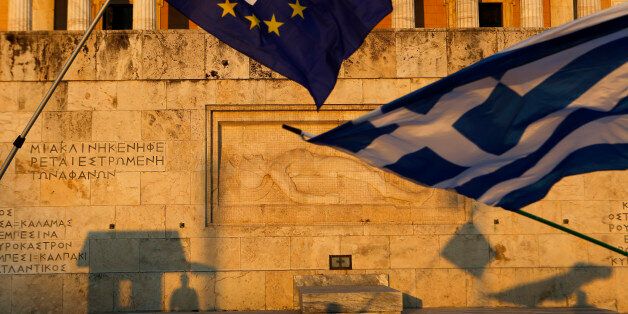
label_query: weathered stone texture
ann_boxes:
[299,285,403,313]
[12,275,64,313]
[90,172,141,206]
[214,271,266,310]
[447,30,499,74]
[67,81,117,110]
[42,111,92,141]
[0,276,11,313]
[341,236,390,269]
[140,238,190,271]
[206,36,249,80]
[390,235,440,268]
[90,238,140,273]
[265,271,295,310]
[141,31,205,80]
[341,31,397,78]
[115,205,166,237]
[142,109,191,140]
[291,237,341,270]
[396,30,447,78]
[190,237,241,271]
[95,32,142,80]
[0,28,625,313]
[241,237,291,270]
[63,274,89,314]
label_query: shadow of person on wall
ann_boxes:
[489,263,613,307]
[78,230,214,312]
[170,273,200,311]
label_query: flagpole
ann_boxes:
[511,208,627,256]
[0,0,112,182]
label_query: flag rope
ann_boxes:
[0,0,112,182]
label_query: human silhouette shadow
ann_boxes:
[489,263,613,307]
[170,273,200,311]
[78,230,214,312]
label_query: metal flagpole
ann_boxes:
[0,0,112,182]
[282,124,628,257]
[511,208,628,256]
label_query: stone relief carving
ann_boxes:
[220,148,431,206]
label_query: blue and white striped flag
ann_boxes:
[307,5,628,210]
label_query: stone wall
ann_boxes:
[0,29,626,313]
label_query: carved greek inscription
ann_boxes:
[608,211,628,233]
[19,141,166,180]
[605,202,628,267]
[0,209,86,274]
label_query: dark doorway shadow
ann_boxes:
[78,230,214,312]
[489,263,613,307]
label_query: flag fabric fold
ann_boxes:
[166,0,392,107]
[308,5,628,210]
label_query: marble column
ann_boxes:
[8,0,32,31]
[576,0,601,18]
[456,0,479,27]
[67,0,92,30]
[392,0,416,28]
[520,0,544,27]
[133,0,157,30]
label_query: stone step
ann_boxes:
[299,285,403,313]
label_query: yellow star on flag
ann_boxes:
[218,0,238,17]
[245,14,260,29]
[289,0,307,19]
[264,14,284,36]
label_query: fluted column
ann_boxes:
[520,0,543,27]
[8,0,32,31]
[392,0,415,28]
[133,0,157,30]
[576,0,601,18]
[67,0,92,30]
[456,0,479,27]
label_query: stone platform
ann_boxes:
[299,285,403,313]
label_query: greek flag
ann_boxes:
[308,5,628,210]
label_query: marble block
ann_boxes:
[299,285,402,313]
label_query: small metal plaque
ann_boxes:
[329,255,352,270]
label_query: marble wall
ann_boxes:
[0,29,626,313]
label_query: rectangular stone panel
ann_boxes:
[139,238,190,272]
[90,238,139,273]
[214,271,265,310]
[190,237,241,271]
[0,276,10,313]
[63,274,89,313]
[395,30,447,78]
[11,274,64,313]
[95,32,142,80]
[207,105,466,226]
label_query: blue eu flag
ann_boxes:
[165,0,392,108]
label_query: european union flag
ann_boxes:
[165,0,392,107]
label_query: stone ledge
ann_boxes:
[299,285,403,313]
